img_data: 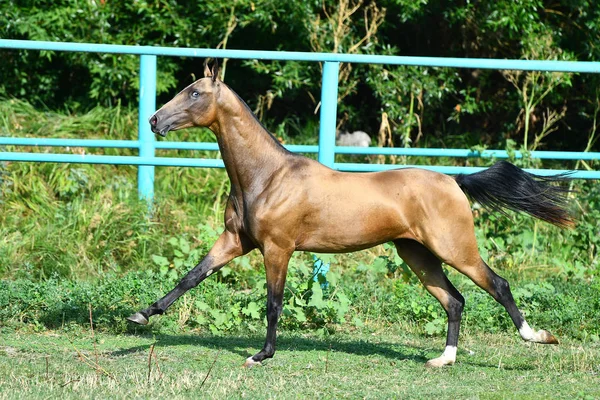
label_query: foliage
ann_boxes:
[1,261,599,342]
[365,62,460,149]
[147,245,351,333]
[0,0,310,109]
[1,0,600,154]
[0,98,231,279]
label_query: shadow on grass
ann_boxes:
[30,302,429,364]
[31,302,536,370]
[23,289,537,371]
[111,332,430,365]
[110,333,536,371]
[110,331,535,371]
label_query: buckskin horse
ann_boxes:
[128,60,573,368]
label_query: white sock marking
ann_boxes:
[519,321,537,341]
[441,345,457,361]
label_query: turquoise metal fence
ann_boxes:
[1,39,599,202]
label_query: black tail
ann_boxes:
[455,161,574,228]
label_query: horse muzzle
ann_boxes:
[149,114,170,137]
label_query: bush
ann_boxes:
[2,1,600,153]
[1,264,598,342]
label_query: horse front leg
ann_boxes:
[128,230,254,325]
[243,243,293,367]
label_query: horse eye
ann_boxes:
[191,91,200,98]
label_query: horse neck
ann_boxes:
[211,89,289,197]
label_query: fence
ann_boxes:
[1,39,600,202]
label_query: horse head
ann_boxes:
[149,59,221,137]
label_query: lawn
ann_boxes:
[1,327,598,399]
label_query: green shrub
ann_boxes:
[3,1,600,153]
[1,266,598,342]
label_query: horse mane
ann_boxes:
[222,82,293,156]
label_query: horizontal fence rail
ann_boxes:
[3,137,600,160]
[3,39,600,73]
[1,39,599,202]
[3,150,600,179]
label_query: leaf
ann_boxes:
[152,255,169,267]
[220,266,232,278]
[234,257,252,269]
[209,324,220,335]
[337,291,350,308]
[334,292,350,320]
[179,238,190,254]
[242,301,261,319]
[318,254,336,264]
[159,265,168,276]
[294,296,307,307]
[326,270,339,286]
[293,306,307,322]
[210,309,227,327]
[308,285,326,309]
[425,321,442,336]
[229,303,241,320]
[372,257,388,274]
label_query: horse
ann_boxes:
[128,60,574,368]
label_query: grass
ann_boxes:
[0,327,599,399]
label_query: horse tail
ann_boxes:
[454,161,574,228]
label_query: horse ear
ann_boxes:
[211,59,220,82]
[203,59,212,78]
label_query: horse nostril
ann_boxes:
[149,115,158,126]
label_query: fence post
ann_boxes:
[318,61,340,168]
[314,61,340,282]
[138,54,157,202]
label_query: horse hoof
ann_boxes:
[243,356,262,368]
[538,329,559,344]
[425,357,455,368]
[127,312,149,326]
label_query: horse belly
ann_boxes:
[295,199,413,253]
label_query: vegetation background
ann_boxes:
[0,2,599,394]
[2,0,600,154]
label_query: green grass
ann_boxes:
[1,269,599,398]
[0,328,599,399]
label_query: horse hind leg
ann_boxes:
[394,239,465,367]
[429,230,559,346]
[457,256,558,344]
